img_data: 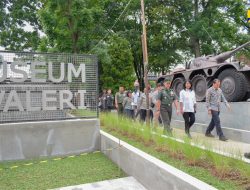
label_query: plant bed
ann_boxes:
[69,109,97,117]
[101,113,250,190]
[0,152,126,190]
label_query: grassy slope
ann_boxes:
[101,113,250,190]
[0,153,126,190]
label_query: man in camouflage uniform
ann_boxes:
[156,77,179,135]
[115,86,126,116]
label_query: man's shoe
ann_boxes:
[244,153,250,159]
[219,136,228,141]
[205,133,215,138]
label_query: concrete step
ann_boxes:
[54,177,147,190]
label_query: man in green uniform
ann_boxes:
[156,77,179,135]
[115,86,126,116]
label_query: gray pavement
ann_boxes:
[54,177,147,190]
[164,127,250,163]
[172,102,250,144]
[111,110,250,163]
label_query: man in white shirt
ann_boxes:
[179,80,196,138]
[132,81,141,117]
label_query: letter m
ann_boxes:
[68,63,86,82]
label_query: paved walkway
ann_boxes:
[54,177,147,190]
[112,111,250,163]
[161,127,250,163]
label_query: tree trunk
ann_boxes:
[161,67,165,75]
[192,37,201,57]
[133,50,144,90]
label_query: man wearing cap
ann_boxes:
[156,77,179,135]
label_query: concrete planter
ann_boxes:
[0,119,100,161]
[101,130,217,190]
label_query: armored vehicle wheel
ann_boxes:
[218,69,247,102]
[191,75,207,101]
[172,77,185,97]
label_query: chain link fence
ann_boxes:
[0,51,98,123]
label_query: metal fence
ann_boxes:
[0,51,98,123]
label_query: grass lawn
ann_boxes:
[69,109,97,118]
[101,113,250,190]
[0,152,126,190]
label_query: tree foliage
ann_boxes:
[0,0,41,51]
[94,35,135,92]
[38,0,105,53]
[179,0,250,57]
[0,0,249,89]
[101,0,250,76]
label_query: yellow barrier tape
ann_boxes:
[3,148,120,171]
[24,163,33,166]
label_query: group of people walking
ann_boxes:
[99,89,114,112]
[113,82,154,122]
[99,77,231,141]
[99,78,250,159]
[157,77,230,141]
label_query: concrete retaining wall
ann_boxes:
[172,102,250,144]
[0,119,100,161]
[101,130,217,190]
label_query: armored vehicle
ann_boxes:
[157,41,250,102]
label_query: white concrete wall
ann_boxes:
[0,119,100,161]
[101,130,217,190]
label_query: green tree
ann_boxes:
[101,0,145,87]
[91,43,111,92]
[38,0,105,53]
[0,0,41,51]
[173,0,250,57]
[146,1,186,74]
[1,0,249,79]
[102,0,250,77]
[99,35,135,92]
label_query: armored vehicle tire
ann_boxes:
[172,77,185,97]
[191,75,207,101]
[218,69,247,102]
